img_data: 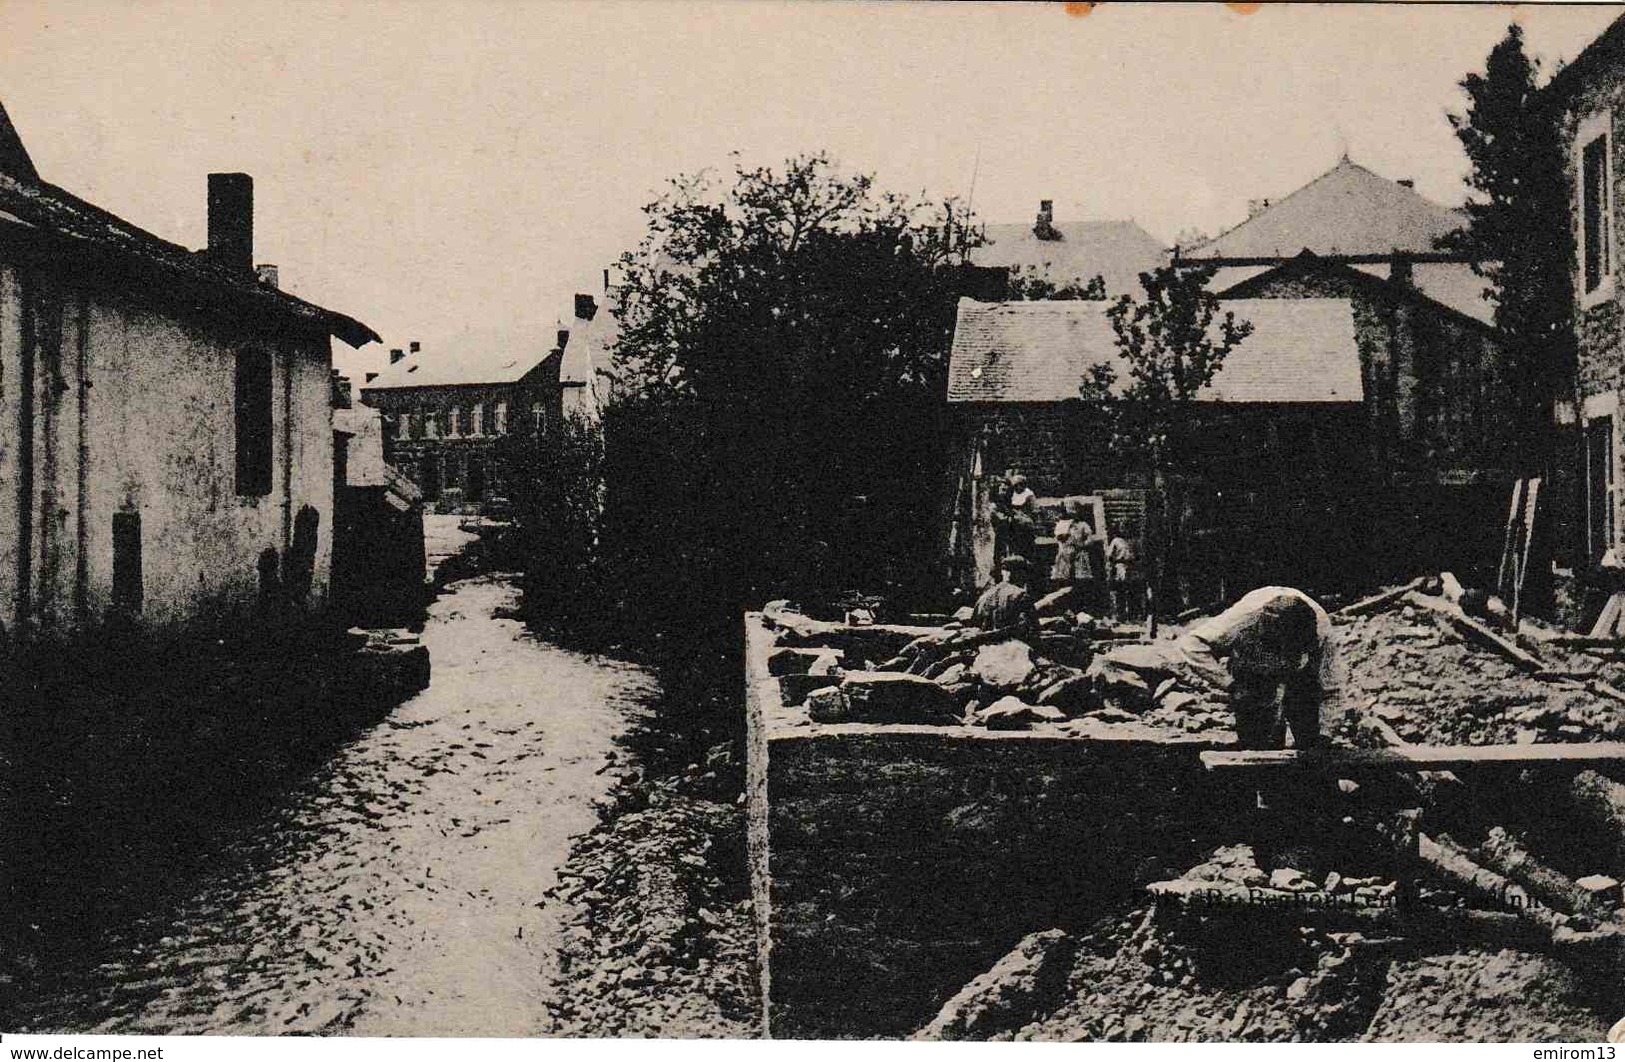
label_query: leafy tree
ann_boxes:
[1079,264,1253,617]
[1007,268,1107,301]
[1441,21,1574,472]
[525,154,978,640]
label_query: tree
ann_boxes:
[1079,264,1253,618]
[1441,21,1574,472]
[601,153,982,621]
[1007,268,1107,301]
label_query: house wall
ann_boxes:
[1564,74,1625,564]
[362,376,558,504]
[1223,268,1513,481]
[0,261,334,639]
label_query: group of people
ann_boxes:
[987,472,1136,618]
[976,469,1336,755]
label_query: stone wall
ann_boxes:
[744,614,1237,1039]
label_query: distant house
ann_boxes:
[946,297,1372,596]
[1181,157,1515,489]
[1548,12,1625,570]
[360,290,611,508]
[360,339,560,507]
[970,201,1166,295]
[0,99,378,640]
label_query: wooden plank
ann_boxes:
[1496,478,1525,600]
[1590,591,1625,640]
[1201,742,1625,773]
[1334,577,1426,619]
[1404,591,1544,672]
[1513,478,1540,631]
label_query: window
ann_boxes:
[458,405,474,436]
[1580,114,1614,299]
[112,511,142,614]
[1588,414,1617,563]
[448,406,461,437]
[495,401,508,435]
[532,402,545,433]
[473,402,487,435]
[410,408,426,440]
[435,409,451,438]
[234,349,273,496]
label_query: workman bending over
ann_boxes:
[1175,586,1339,750]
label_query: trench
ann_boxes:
[0,570,658,1035]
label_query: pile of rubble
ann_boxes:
[544,763,758,1038]
[762,594,1233,739]
[1335,600,1618,747]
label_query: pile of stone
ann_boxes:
[763,595,1230,736]
[1334,598,1618,748]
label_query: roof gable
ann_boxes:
[0,99,38,184]
[946,296,1363,405]
[1184,159,1466,260]
[361,344,557,390]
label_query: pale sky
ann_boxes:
[1,1,1621,382]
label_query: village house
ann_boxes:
[1180,157,1515,491]
[0,100,378,640]
[946,159,1521,601]
[359,291,611,508]
[1548,12,1625,573]
[946,296,1371,599]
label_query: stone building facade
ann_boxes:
[1550,13,1625,568]
[0,99,377,640]
[359,293,611,507]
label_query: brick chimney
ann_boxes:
[557,327,570,351]
[1033,199,1062,242]
[389,348,405,365]
[409,340,421,355]
[207,173,254,273]
[574,293,598,321]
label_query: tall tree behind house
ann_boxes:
[1442,21,1575,473]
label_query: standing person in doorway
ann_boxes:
[1005,474,1039,570]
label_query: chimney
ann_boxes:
[207,172,254,273]
[1397,179,1415,189]
[1390,250,1414,287]
[603,268,611,293]
[409,340,421,355]
[1247,198,1271,219]
[331,370,353,409]
[255,264,279,288]
[574,293,598,321]
[557,327,570,351]
[389,348,405,365]
[1034,199,1061,242]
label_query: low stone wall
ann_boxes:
[744,613,1240,1039]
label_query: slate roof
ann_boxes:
[0,110,378,348]
[1183,158,1467,260]
[969,219,1166,294]
[361,343,556,390]
[946,297,1363,405]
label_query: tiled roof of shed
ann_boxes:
[946,297,1362,405]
